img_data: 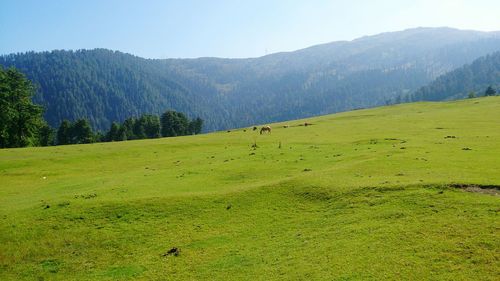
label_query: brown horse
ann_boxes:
[260,126,271,134]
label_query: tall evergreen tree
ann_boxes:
[160,111,189,137]
[122,118,137,140]
[484,86,496,96]
[71,119,94,144]
[132,118,146,140]
[189,117,203,135]
[140,114,160,138]
[38,124,55,146]
[0,67,46,148]
[106,122,122,141]
[57,120,71,145]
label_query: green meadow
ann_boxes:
[1,97,499,280]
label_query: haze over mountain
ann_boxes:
[411,51,500,101]
[1,27,500,131]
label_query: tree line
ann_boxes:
[0,66,203,149]
[389,85,498,105]
[403,52,500,103]
[0,49,222,131]
[55,111,202,145]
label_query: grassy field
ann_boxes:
[1,97,499,280]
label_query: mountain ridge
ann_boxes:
[411,51,500,101]
[1,27,500,131]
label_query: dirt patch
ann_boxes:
[449,184,500,196]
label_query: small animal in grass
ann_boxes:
[260,126,272,134]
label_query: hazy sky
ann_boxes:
[1,0,499,58]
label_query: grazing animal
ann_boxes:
[283,125,289,128]
[260,126,272,134]
[304,122,312,126]
[253,126,258,131]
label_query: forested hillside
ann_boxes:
[411,51,500,101]
[1,27,500,131]
[0,50,227,131]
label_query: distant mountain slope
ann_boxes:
[0,50,230,131]
[411,52,500,101]
[1,27,500,131]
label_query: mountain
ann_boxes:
[1,27,500,131]
[0,50,230,131]
[411,51,500,101]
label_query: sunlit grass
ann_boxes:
[1,97,499,280]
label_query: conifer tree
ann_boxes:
[0,67,46,148]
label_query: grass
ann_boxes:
[0,97,499,280]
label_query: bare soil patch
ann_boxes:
[449,184,500,196]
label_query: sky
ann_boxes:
[1,0,499,59]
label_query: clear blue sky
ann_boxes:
[1,0,499,58]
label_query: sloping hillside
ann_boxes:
[412,51,500,101]
[1,97,499,280]
[0,50,229,131]
[1,27,500,131]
